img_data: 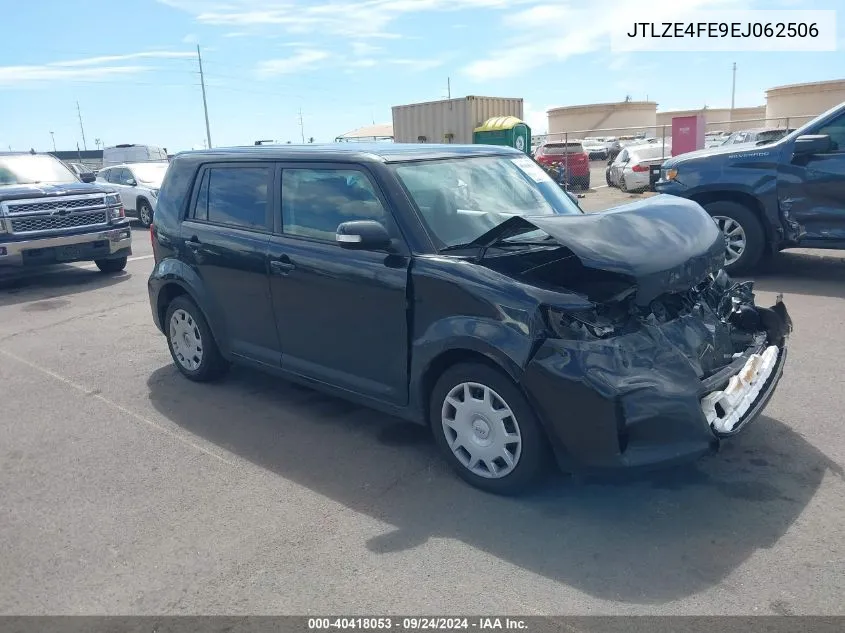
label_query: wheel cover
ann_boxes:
[441,382,522,479]
[140,204,152,225]
[169,309,204,371]
[712,216,746,265]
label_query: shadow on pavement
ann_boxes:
[751,251,845,300]
[0,266,132,307]
[147,364,842,605]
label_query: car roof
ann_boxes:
[101,162,168,169]
[172,143,521,164]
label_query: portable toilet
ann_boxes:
[473,116,531,154]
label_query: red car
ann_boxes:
[534,141,591,189]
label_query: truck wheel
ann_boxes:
[430,362,550,495]
[165,296,229,382]
[703,201,765,275]
[95,257,127,273]
[138,200,154,228]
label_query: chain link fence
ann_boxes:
[531,114,818,189]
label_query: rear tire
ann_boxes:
[703,200,765,275]
[430,362,550,495]
[165,296,229,382]
[95,257,127,273]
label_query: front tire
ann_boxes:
[138,200,154,228]
[430,362,550,495]
[703,200,765,275]
[94,257,127,273]
[165,296,229,382]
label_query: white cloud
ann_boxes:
[351,42,382,56]
[255,49,331,76]
[389,58,445,72]
[0,50,193,85]
[182,33,198,43]
[224,32,249,37]
[0,64,149,85]
[523,102,551,134]
[462,0,751,81]
[159,0,524,39]
[52,51,195,67]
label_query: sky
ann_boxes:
[1,0,843,153]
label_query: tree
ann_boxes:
[308,137,315,143]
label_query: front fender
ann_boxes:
[409,315,540,417]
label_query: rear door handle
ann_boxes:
[270,257,296,275]
[185,236,202,251]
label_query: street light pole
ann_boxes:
[50,131,56,152]
[731,62,737,111]
[197,45,213,149]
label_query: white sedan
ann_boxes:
[609,144,672,192]
[96,162,169,227]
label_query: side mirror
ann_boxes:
[80,172,96,183]
[336,220,391,250]
[793,134,831,155]
[127,178,138,186]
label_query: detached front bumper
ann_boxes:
[523,302,791,473]
[0,223,132,267]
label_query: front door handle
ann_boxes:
[270,257,296,275]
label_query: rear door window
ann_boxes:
[194,165,272,231]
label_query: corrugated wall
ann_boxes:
[392,97,523,144]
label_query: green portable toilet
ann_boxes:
[473,116,531,154]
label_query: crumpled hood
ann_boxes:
[475,195,725,306]
[0,181,115,202]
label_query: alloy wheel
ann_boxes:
[713,216,747,265]
[441,382,522,479]
[169,308,204,371]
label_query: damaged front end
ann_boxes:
[478,197,793,471]
[543,270,791,437]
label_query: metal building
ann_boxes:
[392,96,523,144]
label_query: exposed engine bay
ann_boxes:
[485,247,792,437]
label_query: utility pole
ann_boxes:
[76,101,88,150]
[298,108,305,144]
[197,45,213,149]
[731,62,737,111]
[50,131,56,152]
[447,77,451,99]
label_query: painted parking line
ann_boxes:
[77,254,154,270]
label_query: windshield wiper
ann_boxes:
[478,236,557,260]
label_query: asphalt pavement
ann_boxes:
[1,183,844,615]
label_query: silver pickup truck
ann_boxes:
[1,152,132,273]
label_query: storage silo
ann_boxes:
[766,79,845,128]
[547,101,657,139]
[729,106,767,131]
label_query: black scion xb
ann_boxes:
[148,144,792,495]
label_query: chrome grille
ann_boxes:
[5,195,107,215]
[10,211,108,233]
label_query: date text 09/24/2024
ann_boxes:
[307,618,527,630]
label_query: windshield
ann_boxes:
[394,155,581,249]
[0,154,78,186]
[131,163,168,184]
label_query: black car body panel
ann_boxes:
[149,144,792,475]
[655,101,845,250]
